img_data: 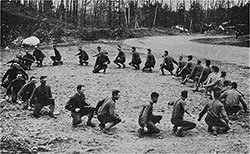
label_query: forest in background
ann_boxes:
[1,0,249,47]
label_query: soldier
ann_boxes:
[97,90,122,134]
[65,85,95,128]
[194,60,211,92]
[219,82,248,116]
[6,74,26,103]
[181,60,203,84]
[204,71,227,94]
[203,66,220,97]
[137,92,162,136]
[175,56,187,76]
[29,76,56,118]
[169,90,196,137]
[160,51,178,75]
[142,49,156,73]
[1,63,28,89]
[76,46,89,66]
[50,45,63,65]
[198,91,230,136]
[23,50,35,70]
[129,47,141,70]
[178,55,195,80]
[33,47,45,67]
[113,45,126,68]
[18,76,37,110]
[92,51,110,74]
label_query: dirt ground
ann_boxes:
[0,35,249,153]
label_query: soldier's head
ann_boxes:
[147,48,151,54]
[78,46,82,50]
[132,47,136,52]
[231,82,237,89]
[179,56,183,61]
[25,50,29,54]
[205,60,211,66]
[40,76,47,86]
[112,90,120,101]
[164,51,169,56]
[53,45,57,49]
[213,91,221,99]
[188,55,193,61]
[197,60,201,65]
[77,85,85,94]
[221,71,226,78]
[223,80,231,87]
[151,92,159,103]
[211,66,219,73]
[181,90,188,100]
[97,46,101,52]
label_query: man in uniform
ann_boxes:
[18,76,37,110]
[160,51,178,75]
[219,82,248,116]
[175,56,187,76]
[138,92,162,136]
[97,90,122,134]
[6,74,26,103]
[92,51,111,74]
[129,47,141,70]
[76,46,89,66]
[142,49,156,72]
[65,85,95,127]
[178,55,194,80]
[23,50,35,70]
[181,60,203,85]
[169,90,196,137]
[113,45,126,68]
[33,47,45,67]
[198,91,230,135]
[50,45,63,65]
[29,76,56,118]
[194,60,211,92]
[1,63,28,89]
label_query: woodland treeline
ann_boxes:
[4,0,249,32]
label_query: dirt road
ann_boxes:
[1,35,249,153]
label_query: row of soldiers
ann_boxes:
[1,70,248,137]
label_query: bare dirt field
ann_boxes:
[1,35,249,153]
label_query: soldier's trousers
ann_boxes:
[171,118,196,131]
[93,64,108,73]
[33,99,55,117]
[205,116,230,131]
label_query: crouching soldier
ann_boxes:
[97,90,122,134]
[29,76,56,118]
[142,49,156,72]
[169,90,196,137]
[138,92,162,136]
[65,85,95,128]
[198,91,230,136]
[18,76,37,110]
[50,45,63,66]
[76,46,89,66]
[92,52,110,74]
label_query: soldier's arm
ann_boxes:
[29,87,37,102]
[17,83,27,100]
[65,98,73,111]
[48,87,52,98]
[239,96,248,112]
[219,91,227,100]
[198,104,208,121]
[1,70,9,83]
[220,105,229,124]
[172,58,178,66]
[140,105,150,127]
[109,102,116,117]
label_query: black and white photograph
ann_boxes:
[0,0,249,153]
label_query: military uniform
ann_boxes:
[138,102,162,134]
[92,53,110,73]
[129,51,141,70]
[142,53,156,72]
[65,93,95,127]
